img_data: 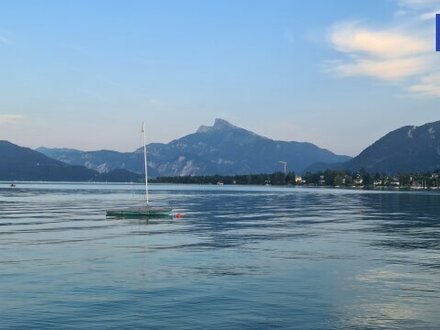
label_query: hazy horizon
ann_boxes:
[1,0,440,156]
[10,116,428,158]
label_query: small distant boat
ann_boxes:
[106,122,172,218]
[10,183,16,188]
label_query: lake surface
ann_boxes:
[1,183,439,329]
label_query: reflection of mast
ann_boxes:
[279,161,287,175]
[142,121,149,205]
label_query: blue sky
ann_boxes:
[1,0,440,156]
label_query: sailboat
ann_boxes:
[106,122,173,218]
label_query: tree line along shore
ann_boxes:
[150,170,440,189]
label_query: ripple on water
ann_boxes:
[0,183,440,329]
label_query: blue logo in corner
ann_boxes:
[437,14,440,51]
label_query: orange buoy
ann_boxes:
[176,213,183,219]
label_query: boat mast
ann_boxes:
[142,121,149,205]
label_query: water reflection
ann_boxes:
[355,193,440,253]
[0,184,439,329]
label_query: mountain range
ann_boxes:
[0,140,141,182]
[3,118,440,181]
[305,120,440,174]
[344,120,440,173]
[37,119,351,176]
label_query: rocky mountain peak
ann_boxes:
[197,118,238,133]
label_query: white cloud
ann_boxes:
[408,72,440,96]
[329,56,432,80]
[326,1,440,98]
[419,9,440,20]
[398,0,440,20]
[327,23,432,81]
[399,0,440,8]
[0,114,23,125]
[330,24,430,58]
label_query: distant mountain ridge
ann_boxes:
[0,140,141,181]
[38,118,351,176]
[36,147,142,174]
[344,120,440,173]
[303,120,440,174]
[7,119,440,179]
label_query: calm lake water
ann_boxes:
[0,183,439,329]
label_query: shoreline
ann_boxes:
[2,180,440,192]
